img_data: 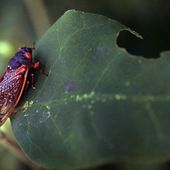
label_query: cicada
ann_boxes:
[0,47,40,126]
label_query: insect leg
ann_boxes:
[30,73,36,89]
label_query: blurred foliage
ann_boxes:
[0,0,170,170]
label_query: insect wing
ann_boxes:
[0,67,29,126]
[0,68,8,83]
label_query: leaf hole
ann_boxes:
[117,30,160,58]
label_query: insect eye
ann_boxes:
[25,52,31,59]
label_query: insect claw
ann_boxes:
[31,85,36,90]
[30,73,36,89]
[25,81,30,90]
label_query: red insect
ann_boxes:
[0,47,40,126]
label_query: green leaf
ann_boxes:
[11,10,170,170]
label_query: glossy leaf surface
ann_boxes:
[12,10,170,170]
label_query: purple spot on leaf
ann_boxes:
[95,47,105,55]
[92,47,105,61]
[65,81,75,92]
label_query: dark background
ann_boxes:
[1,0,170,58]
[0,0,170,170]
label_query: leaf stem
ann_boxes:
[0,130,43,170]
